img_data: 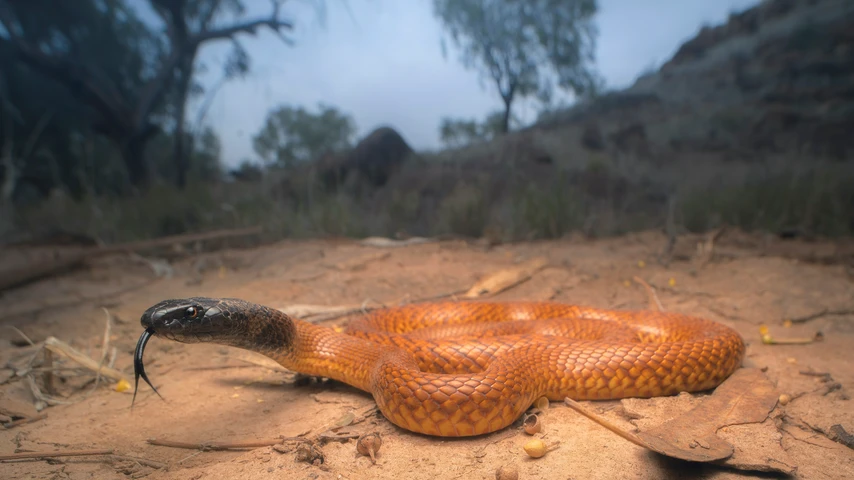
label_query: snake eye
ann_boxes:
[185,306,200,318]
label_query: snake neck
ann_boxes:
[264,318,385,393]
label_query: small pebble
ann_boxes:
[495,465,519,480]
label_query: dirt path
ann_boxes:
[1,231,852,479]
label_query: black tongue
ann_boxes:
[132,327,165,406]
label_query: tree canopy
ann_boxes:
[252,103,357,167]
[0,0,294,192]
[432,0,602,133]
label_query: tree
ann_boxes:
[432,0,602,133]
[0,0,294,189]
[438,110,509,148]
[252,103,357,167]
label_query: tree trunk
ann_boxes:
[121,135,149,191]
[172,52,196,189]
[1,143,17,203]
[501,95,513,133]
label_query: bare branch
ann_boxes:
[134,0,293,134]
[192,16,293,46]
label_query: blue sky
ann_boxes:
[179,0,762,166]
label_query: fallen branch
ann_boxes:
[0,277,159,323]
[2,413,47,429]
[1,225,262,292]
[0,449,113,461]
[147,437,305,451]
[788,308,854,324]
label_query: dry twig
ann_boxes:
[43,336,128,383]
[0,449,113,461]
[632,276,663,311]
[789,308,854,325]
[147,437,305,451]
[2,413,47,429]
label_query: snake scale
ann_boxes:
[133,297,746,437]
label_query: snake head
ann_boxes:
[140,297,226,343]
[133,297,296,407]
[133,297,226,406]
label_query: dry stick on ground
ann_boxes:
[789,308,854,324]
[632,276,663,312]
[0,449,114,461]
[88,308,114,396]
[147,437,307,451]
[0,449,166,469]
[0,225,263,292]
[43,336,128,383]
[147,405,380,453]
[2,413,47,429]
[695,226,726,268]
[0,277,159,323]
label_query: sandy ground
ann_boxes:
[0,230,852,480]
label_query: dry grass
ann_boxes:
[7,123,854,245]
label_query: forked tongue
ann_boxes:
[132,327,165,406]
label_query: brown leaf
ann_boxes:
[636,368,779,461]
[463,257,549,298]
[566,368,786,473]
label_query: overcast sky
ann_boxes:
[181,0,762,166]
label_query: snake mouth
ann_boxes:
[132,327,164,406]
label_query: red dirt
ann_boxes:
[1,230,852,479]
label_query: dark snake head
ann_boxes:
[133,297,295,406]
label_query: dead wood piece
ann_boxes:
[632,276,663,311]
[463,257,549,298]
[318,429,361,443]
[0,225,262,293]
[0,278,159,323]
[330,251,390,271]
[358,236,435,248]
[147,437,306,451]
[789,308,854,324]
[2,413,47,429]
[0,449,114,461]
[828,425,854,449]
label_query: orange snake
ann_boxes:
[133,298,746,437]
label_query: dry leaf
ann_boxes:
[565,368,785,473]
[333,411,356,428]
[463,257,549,298]
[716,419,797,475]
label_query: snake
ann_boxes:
[132,297,746,437]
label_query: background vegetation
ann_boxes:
[1,0,852,245]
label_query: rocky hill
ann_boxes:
[537,0,854,163]
[366,0,854,239]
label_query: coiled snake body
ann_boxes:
[134,298,746,437]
